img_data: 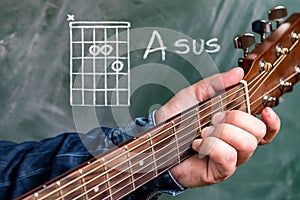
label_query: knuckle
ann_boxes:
[225,148,238,165]
[256,121,267,140]
[241,135,258,152]
[226,110,240,122]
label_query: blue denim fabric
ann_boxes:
[0,116,184,200]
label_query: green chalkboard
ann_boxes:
[1,0,300,199]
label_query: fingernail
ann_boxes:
[267,107,276,121]
[201,126,215,138]
[192,139,207,158]
[211,112,226,124]
[192,139,203,152]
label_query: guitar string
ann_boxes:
[90,70,300,200]
[71,39,298,199]
[63,70,268,200]
[249,55,285,98]
[59,96,248,200]
[37,39,299,199]
[247,69,269,95]
[78,101,248,200]
[38,72,265,200]
[78,69,268,199]
[36,74,259,200]
[90,103,249,200]
[23,28,299,199]
[35,67,268,199]
[250,71,299,107]
[66,66,298,200]
[54,90,250,200]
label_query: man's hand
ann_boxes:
[155,67,281,188]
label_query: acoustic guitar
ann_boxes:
[17,7,300,200]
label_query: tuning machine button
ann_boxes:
[280,78,293,92]
[234,33,256,57]
[276,44,289,57]
[252,20,272,42]
[295,65,300,74]
[259,60,273,72]
[268,6,288,28]
[292,31,300,43]
[263,94,279,107]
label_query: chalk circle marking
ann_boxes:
[89,44,113,56]
[111,60,124,72]
[89,45,101,56]
[100,44,113,56]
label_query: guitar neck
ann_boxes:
[17,82,249,200]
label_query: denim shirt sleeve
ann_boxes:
[0,114,185,200]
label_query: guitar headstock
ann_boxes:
[234,6,300,115]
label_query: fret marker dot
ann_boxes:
[139,160,144,166]
[34,192,39,197]
[94,186,99,193]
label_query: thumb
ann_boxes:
[156,67,244,123]
[191,67,244,102]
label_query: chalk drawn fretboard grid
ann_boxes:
[69,21,130,106]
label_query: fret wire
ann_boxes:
[54,86,250,200]
[171,120,181,163]
[71,98,248,200]
[125,145,136,191]
[79,169,88,200]
[196,106,202,137]
[34,192,39,200]
[148,133,158,177]
[103,160,113,200]
[56,181,64,200]
[90,101,248,200]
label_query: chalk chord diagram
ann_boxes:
[69,20,130,106]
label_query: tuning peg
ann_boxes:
[263,94,279,107]
[280,78,293,93]
[268,6,288,28]
[234,33,256,57]
[252,20,272,42]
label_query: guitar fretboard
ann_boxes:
[19,82,249,200]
